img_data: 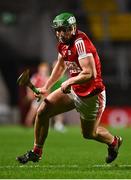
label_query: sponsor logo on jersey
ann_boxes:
[65,61,81,74]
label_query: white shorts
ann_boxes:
[69,90,106,121]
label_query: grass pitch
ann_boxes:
[0,125,131,179]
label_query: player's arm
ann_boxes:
[41,53,66,92]
[73,54,97,83]
[61,55,97,93]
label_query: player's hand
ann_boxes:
[61,81,71,94]
[34,87,48,100]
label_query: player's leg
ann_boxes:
[34,88,75,146]
[74,90,122,163]
[81,118,122,163]
[81,118,114,144]
[16,88,75,164]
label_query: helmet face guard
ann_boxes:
[53,26,72,33]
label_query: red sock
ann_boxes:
[33,145,42,157]
[110,136,117,147]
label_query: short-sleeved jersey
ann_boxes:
[57,30,105,97]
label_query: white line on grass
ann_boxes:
[0,164,78,169]
[1,164,131,169]
[93,164,131,168]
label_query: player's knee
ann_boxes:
[36,101,50,120]
[37,108,45,120]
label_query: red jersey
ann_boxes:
[57,30,105,97]
[31,73,48,88]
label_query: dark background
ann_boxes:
[0,0,131,123]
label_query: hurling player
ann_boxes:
[17,12,122,164]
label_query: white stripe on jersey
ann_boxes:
[75,39,93,60]
[75,39,86,55]
[75,38,88,60]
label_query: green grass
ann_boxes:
[0,125,131,179]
